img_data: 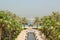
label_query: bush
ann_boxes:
[0,11,22,40]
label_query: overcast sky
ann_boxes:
[0,0,60,18]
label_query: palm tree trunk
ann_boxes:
[23,24,25,28]
[0,28,2,40]
[9,29,12,40]
[37,24,38,28]
[37,25,38,28]
[9,32,11,40]
[0,24,2,40]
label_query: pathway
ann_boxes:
[27,32,36,40]
[15,27,46,40]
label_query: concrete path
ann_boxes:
[15,30,28,40]
[27,32,36,40]
[15,27,46,40]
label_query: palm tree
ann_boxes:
[0,11,5,40]
[39,12,60,40]
[0,10,22,40]
[0,21,2,40]
[33,17,40,28]
[52,12,60,21]
[21,17,28,28]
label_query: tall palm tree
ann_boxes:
[51,12,60,25]
[0,11,5,40]
[52,12,60,21]
[0,21,2,40]
[39,12,60,40]
[0,10,22,40]
[21,17,28,28]
[33,17,40,28]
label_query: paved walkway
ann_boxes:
[15,27,46,40]
[15,30,28,40]
[27,32,36,40]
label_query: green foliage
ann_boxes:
[21,17,28,27]
[33,17,40,27]
[39,12,60,40]
[0,10,22,40]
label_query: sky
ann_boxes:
[0,0,60,18]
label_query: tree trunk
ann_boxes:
[24,24,25,28]
[0,24,2,40]
[0,28,2,40]
[37,24,38,28]
[9,29,12,40]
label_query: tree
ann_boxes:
[33,17,40,28]
[0,11,6,40]
[0,10,22,40]
[39,12,60,40]
[0,20,2,40]
[21,17,28,28]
